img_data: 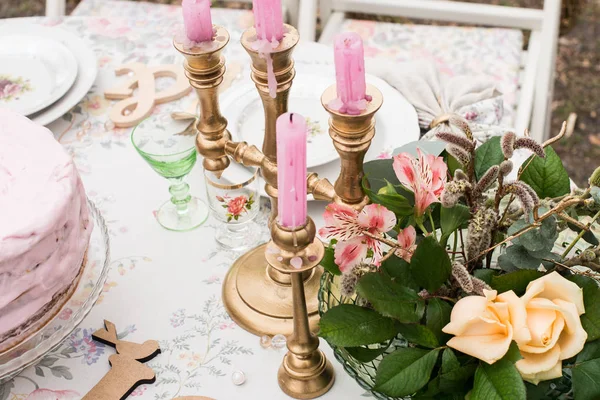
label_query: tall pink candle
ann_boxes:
[252,0,284,42]
[277,113,307,228]
[333,32,368,114]
[182,0,213,42]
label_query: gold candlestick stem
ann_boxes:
[174,27,231,178]
[322,85,383,208]
[266,220,335,399]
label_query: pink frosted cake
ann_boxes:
[0,108,92,352]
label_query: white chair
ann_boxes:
[46,0,301,30]
[299,0,561,141]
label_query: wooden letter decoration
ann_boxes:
[82,320,161,400]
[104,63,192,128]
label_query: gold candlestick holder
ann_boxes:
[322,84,384,209]
[265,219,335,399]
[174,25,384,339]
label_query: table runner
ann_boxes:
[0,15,367,400]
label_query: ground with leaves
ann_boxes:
[2,0,598,185]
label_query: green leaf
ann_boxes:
[503,245,544,270]
[363,159,401,193]
[520,146,570,199]
[474,269,497,284]
[504,342,523,363]
[363,177,414,216]
[397,324,439,348]
[576,340,600,363]
[489,270,544,296]
[380,255,419,291]
[319,304,398,347]
[442,348,461,373]
[356,273,425,323]
[345,344,390,363]
[508,219,553,253]
[573,358,600,400]
[439,363,478,393]
[475,136,504,180]
[471,359,527,400]
[445,152,462,178]
[440,204,471,247]
[375,348,441,397]
[567,275,600,341]
[410,236,452,293]
[426,298,453,345]
[320,246,340,275]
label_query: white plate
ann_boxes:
[222,71,338,168]
[0,35,77,116]
[220,62,420,200]
[0,24,98,126]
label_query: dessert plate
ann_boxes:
[222,72,338,169]
[0,35,78,116]
[0,24,98,126]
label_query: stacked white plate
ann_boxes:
[219,41,421,200]
[0,24,98,126]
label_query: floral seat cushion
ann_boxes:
[339,19,524,126]
[72,0,255,39]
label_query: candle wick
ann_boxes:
[289,113,293,123]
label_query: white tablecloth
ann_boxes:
[0,6,376,400]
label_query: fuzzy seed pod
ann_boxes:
[518,182,540,207]
[582,249,597,262]
[474,165,500,197]
[501,132,516,159]
[441,180,472,208]
[451,262,474,293]
[447,145,471,167]
[436,131,476,153]
[341,272,359,297]
[472,277,492,296]
[589,167,600,188]
[466,208,498,260]
[355,297,372,309]
[499,160,514,177]
[454,169,469,181]
[449,115,474,141]
[514,138,546,159]
[504,182,537,215]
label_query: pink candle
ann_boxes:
[182,0,213,42]
[277,113,307,228]
[252,0,284,42]
[333,32,368,114]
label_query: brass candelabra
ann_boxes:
[174,22,382,399]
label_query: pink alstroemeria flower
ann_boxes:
[319,203,396,272]
[393,149,447,217]
[395,226,417,262]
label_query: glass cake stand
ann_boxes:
[0,200,110,382]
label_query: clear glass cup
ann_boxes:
[204,165,261,251]
[132,113,208,231]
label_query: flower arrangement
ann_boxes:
[318,123,600,400]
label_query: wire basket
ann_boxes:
[318,271,409,400]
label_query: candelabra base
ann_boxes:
[222,243,323,336]
[278,350,335,399]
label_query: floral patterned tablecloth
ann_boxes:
[0,7,369,400]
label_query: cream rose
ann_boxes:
[442,289,529,364]
[515,272,587,385]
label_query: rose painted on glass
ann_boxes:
[217,193,255,222]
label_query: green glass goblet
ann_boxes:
[132,113,208,231]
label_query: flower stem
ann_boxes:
[417,220,430,237]
[168,177,191,214]
[562,209,600,258]
[452,232,458,261]
[427,210,437,240]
